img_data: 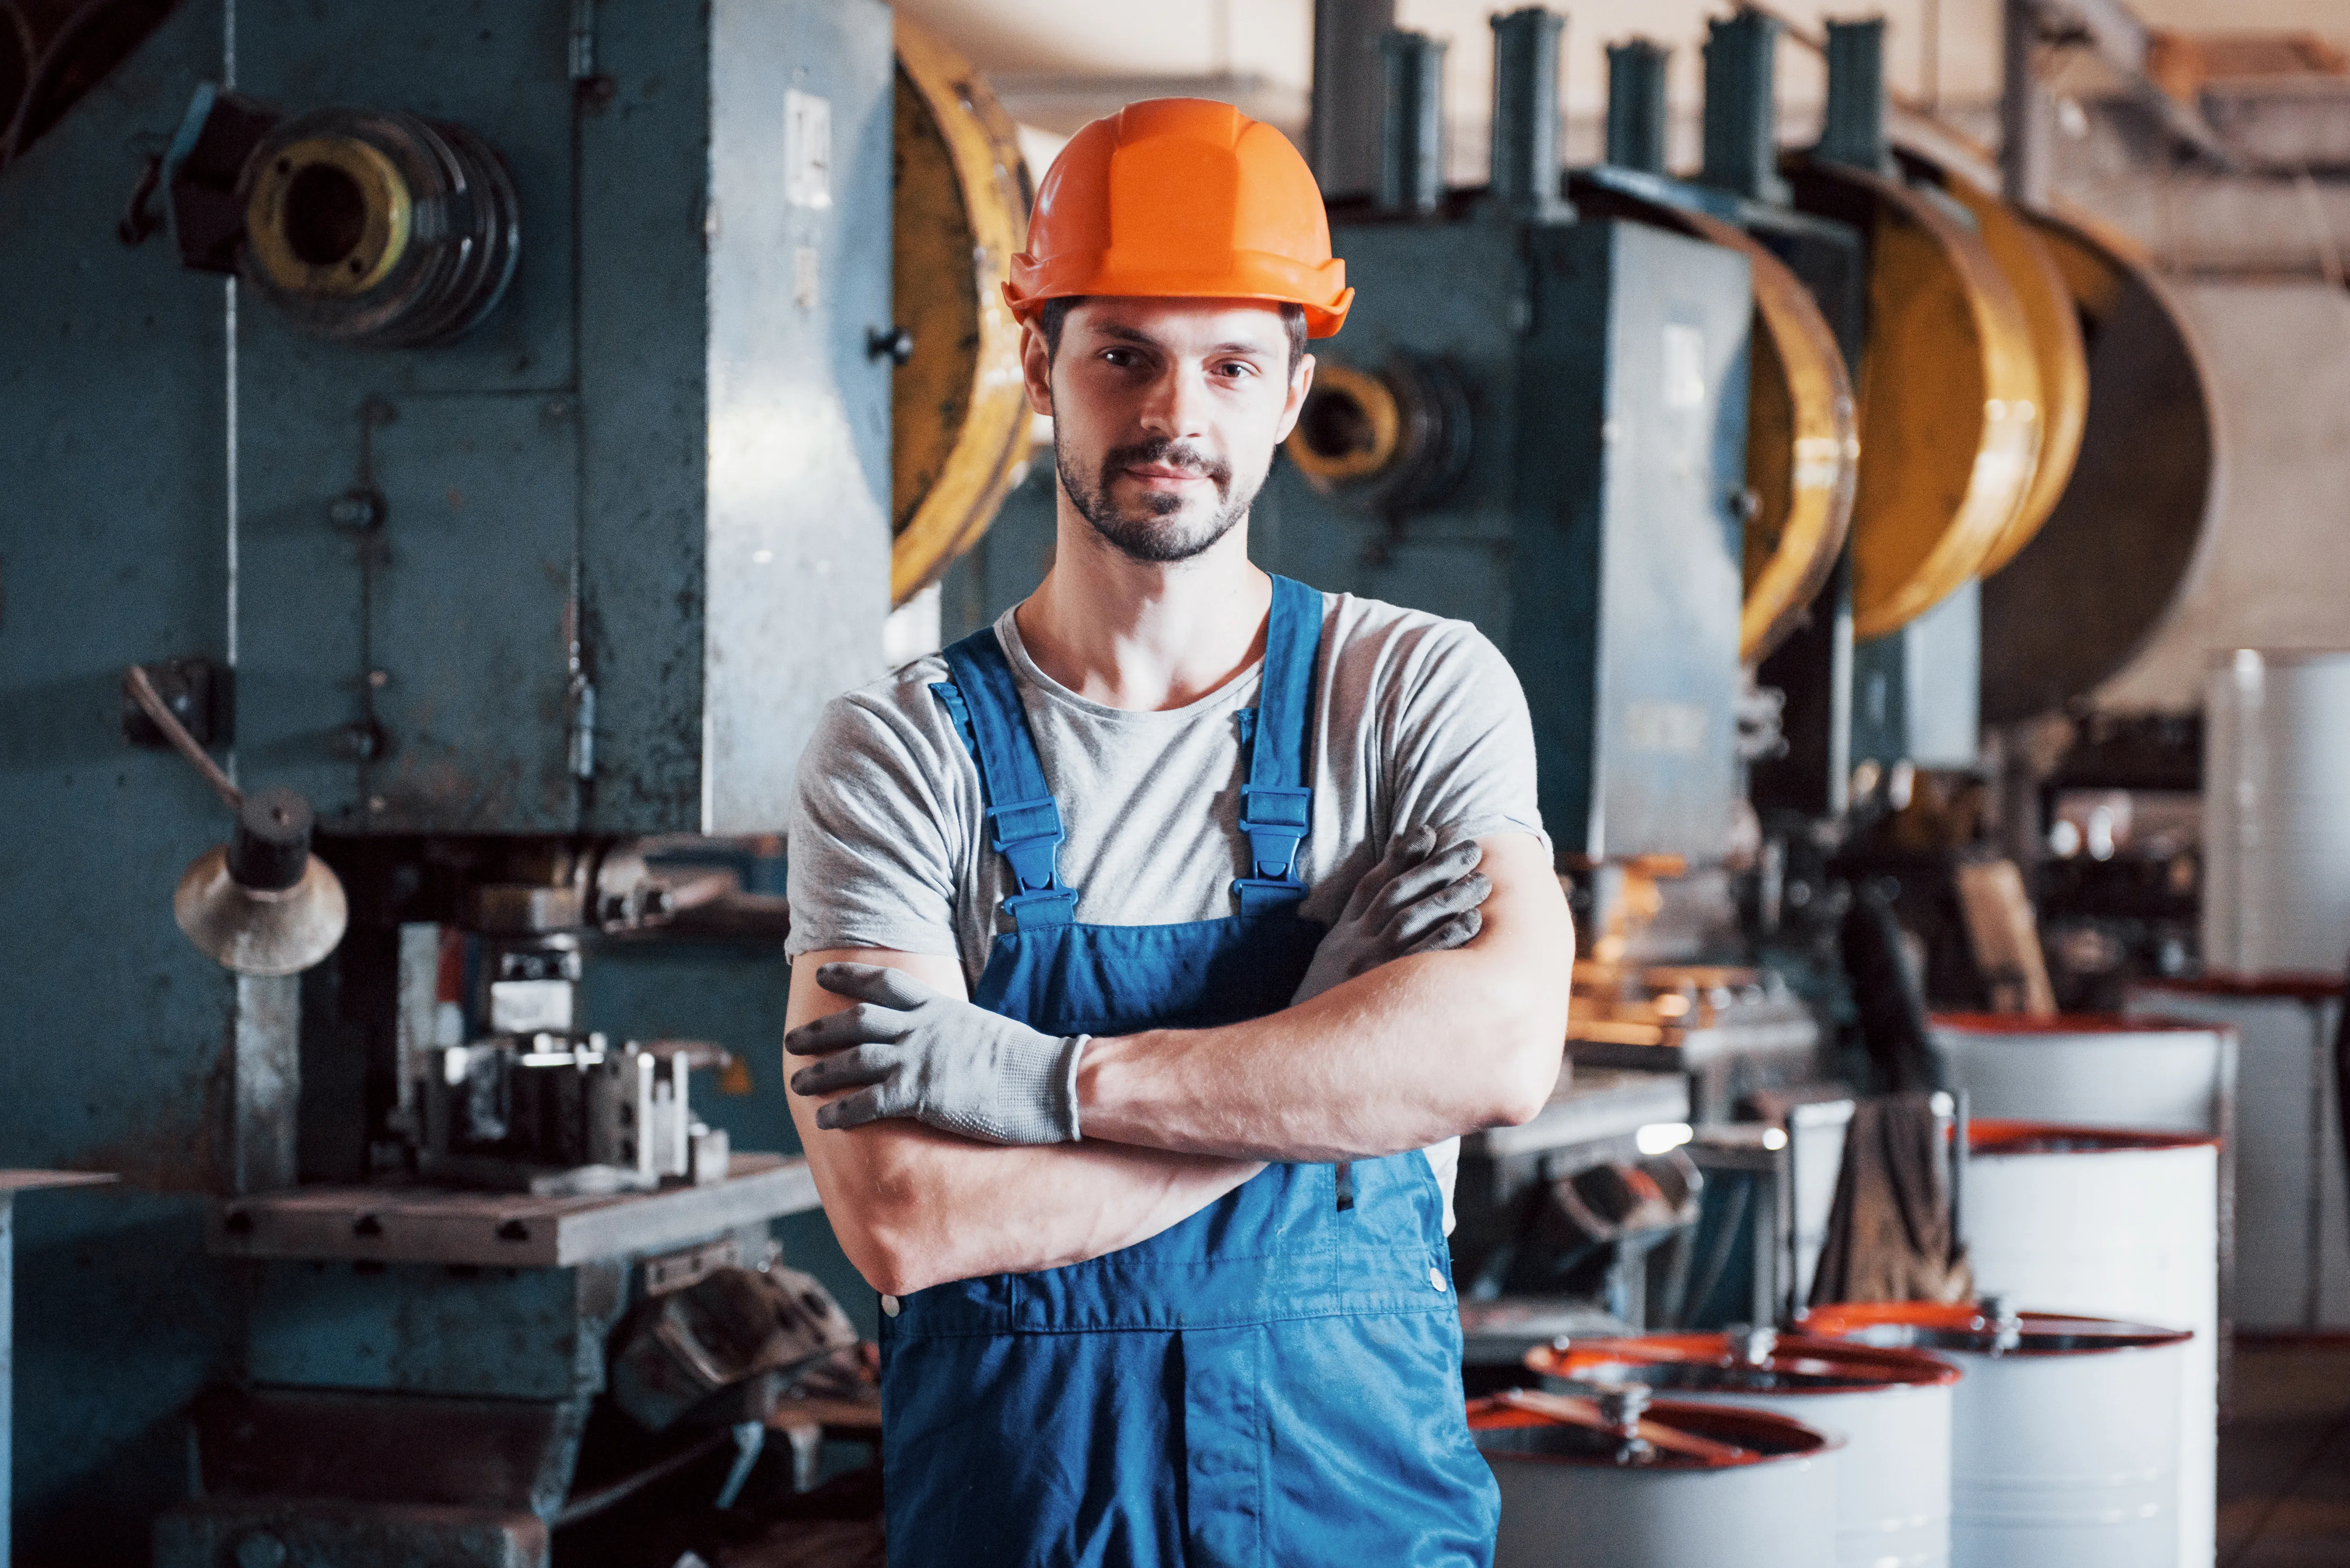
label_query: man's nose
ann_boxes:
[1135,362,1214,441]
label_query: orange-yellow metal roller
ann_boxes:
[1786,156,2044,641]
[889,18,1034,607]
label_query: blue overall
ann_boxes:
[881,576,1499,1567]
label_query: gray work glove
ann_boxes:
[784,963,1086,1145]
[1292,827,1490,1005]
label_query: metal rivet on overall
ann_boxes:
[1427,1266,1447,1293]
[882,1294,901,1317]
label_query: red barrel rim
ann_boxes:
[1930,1011,2228,1035]
[2129,973,2344,1002]
[1802,1300,2192,1356]
[1969,1116,2220,1155]
[1526,1332,1960,1392]
[1467,1392,1835,1470]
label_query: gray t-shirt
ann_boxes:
[785,590,1550,1227]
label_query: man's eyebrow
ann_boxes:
[1087,321,1279,358]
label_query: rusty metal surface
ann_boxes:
[189,1385,588,1513]
[210,1152,818,1266]
[247,1261,627,1400]
[1979,211,2222,724]
[155,1499,548,1568]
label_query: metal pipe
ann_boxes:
[1310,0,1397,197]
[1819,18,1892,173]
[1604,40,1670,174]
[1485,7,1569,221]
[1999,0,2052,203]
[1700,11,1787,203]
[1375,31,1446,215]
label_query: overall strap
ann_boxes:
[933,628,1078,929]
[1234,576,1326,917]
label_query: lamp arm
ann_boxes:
[125,663,243,811]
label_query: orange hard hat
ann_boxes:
[1003,98,1352,338]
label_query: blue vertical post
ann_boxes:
[1818,18,1894,173]
[1700,10,1789,203]
[1375,31,1448,216]
[1605,39,1671,174]
[1485,7,1572,221]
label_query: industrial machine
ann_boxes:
[1265,11,1753,886]
[0,0,1032,1559]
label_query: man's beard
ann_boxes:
[1057,433,1258,564]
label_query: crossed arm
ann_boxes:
[782,832,1574,1296]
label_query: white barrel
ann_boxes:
[1928,1014,2233,1137]
[1473,1391,1839,1568]
[1529,1332,1958,1568]
[2204,648,2350,975]
[1963,1123,2218,1568]
[1805,1304,2187,1568]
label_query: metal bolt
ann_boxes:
[1725,1323,1778,1365]
[327,489,383,530]
[1597,1382,1651,1436]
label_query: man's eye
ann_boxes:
[1215,361,1258,380]
[1100,348,1139,368]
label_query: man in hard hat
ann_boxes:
[781,99,1573,1565]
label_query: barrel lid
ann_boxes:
[1467,1388,1835,1471]
[1527,1328,1959,1394]
[1969,1117,2219,1155]
[1802,1299,2192,1357]
[1930,1011,2227,1036]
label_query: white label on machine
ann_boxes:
[1661,322,1707,410]
[784,89,833,209]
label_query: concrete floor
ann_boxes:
[2220,1338,2350,1566]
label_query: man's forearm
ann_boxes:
[809,1122,1261,1296]
[787,948,1260,1295]
[1075,833,1573,1161]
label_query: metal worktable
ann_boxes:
[206,1152,821,1267]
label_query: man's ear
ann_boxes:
[1020,323,1055,418]
[1274,351,1316,445]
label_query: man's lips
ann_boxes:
[1121,463,1212,485]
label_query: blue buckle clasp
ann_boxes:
[1238,782,1312,882]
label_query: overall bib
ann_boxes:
[881,577,1499,1567]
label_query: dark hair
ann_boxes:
[1037,296,1308,376]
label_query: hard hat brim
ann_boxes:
[1003,249,1351,339]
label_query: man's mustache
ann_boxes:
[1103,438,1231,487]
